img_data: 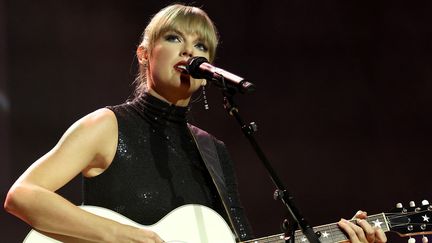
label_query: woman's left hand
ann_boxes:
[337,211,387,243]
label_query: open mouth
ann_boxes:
[174,62,189,74]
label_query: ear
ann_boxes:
[136,46,148,64]
[201,79,207,86]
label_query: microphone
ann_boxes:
[186,56,256,94]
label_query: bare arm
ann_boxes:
[4,108,162,243]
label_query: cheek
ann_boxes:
[149,48,171,75]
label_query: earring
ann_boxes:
[202,85,209,110]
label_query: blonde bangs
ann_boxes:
[143,4,218,62]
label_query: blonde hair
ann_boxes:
[134,4,219,97]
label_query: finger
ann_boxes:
[353,210,368,220]
[347,219,368,242]
[338,219,359,242]
[144,230,163,243]
[154,234,164,243]
[338,219,364,243]
[375,228,387,243]
[356,219,375,242]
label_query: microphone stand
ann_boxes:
[218,82,321,243]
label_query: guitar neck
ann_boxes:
[242,213,389,243]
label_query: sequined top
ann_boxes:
[82,93,253,240]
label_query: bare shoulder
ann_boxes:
[77,108,117,131]
[61,108,117,143]
[11,108,119,191]
[51,107,119,171]
[46,107,120,177]
[66,108,119,176]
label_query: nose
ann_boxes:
[181,44,193,58]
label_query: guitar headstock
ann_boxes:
[386,200,432,240]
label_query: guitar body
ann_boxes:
[23,204,236,243]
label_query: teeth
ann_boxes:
[176,64,188,73]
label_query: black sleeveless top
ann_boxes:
[82,93,228,225]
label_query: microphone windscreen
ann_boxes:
[187,56,209,79]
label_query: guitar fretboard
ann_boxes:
[242,213,389,243]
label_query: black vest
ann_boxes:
[82,93,253,241]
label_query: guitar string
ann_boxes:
[244,215,389,243]
[386,210,432,227]
[244,211,432,243]
[386,209,431,218]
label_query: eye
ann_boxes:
[195,42,208,52]
[164,34,181,43]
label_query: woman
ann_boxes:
[4,4,386,243]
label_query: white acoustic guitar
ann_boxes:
[24,201,432,243]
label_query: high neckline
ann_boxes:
[132,92,189,124]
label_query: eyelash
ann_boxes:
[196,43,208,52]
[164,34,208,52]
[165,34,181,42]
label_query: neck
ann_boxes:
[147,89,191,107]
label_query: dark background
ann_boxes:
[2,0,432,242]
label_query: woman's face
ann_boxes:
[145,28,211,104]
